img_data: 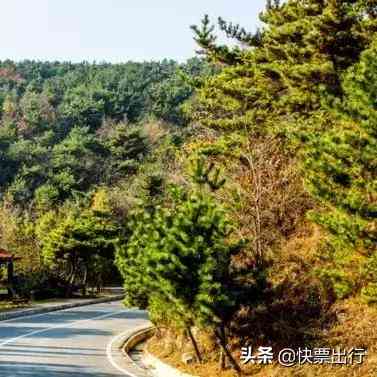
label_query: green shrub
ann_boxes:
[316,268,354,300]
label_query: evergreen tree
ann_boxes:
[304,40,377,248]
[51,126,106,198]
[304,38,377,298]
[191,1,377,134]
[116,161,243,371]
[39,197,119,296]
[103,123,150,183]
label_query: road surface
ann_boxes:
[0,301,149,377]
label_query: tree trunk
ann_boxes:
[7,260,14,299]
[186,325,202,363]
[219,348,226,370]
[96,275,103,295]
[215,325,241,375]
[66,262,77,298]
[243,125,263,265]
[82,265,88,296]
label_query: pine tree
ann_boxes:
[188,0,377,303]
[305,38,377,251]
[103,123,150,183]
[39,197,119,296]
[304,38,377,298]
[116,161,244,372]
[190,1,377,134]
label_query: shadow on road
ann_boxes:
[0,305,149,376]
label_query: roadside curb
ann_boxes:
[107,324,154,377]
[0,294,125,322]
[118,325,197,377]
[142,350,198,377]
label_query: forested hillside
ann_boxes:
[0,58,209,203]
[0,58,211,294]
[0,1,376,376]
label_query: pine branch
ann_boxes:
[218,17,262,47]
[191,15,244,65]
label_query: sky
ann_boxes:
[0,0,266,63]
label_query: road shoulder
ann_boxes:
[0,294,125,322]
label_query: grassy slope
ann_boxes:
[148,298,377,377]
[146,224,377,377]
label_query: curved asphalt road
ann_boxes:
[0,301,149,377]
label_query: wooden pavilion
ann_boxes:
[0,249,20,298]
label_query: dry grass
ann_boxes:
[145,126,377,377]
[147,333,238,377]
[148,298,377,377]
[146,229,377,377]
[0,301,29,312]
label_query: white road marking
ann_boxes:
[0,303,145,376]
[0,309,124,347]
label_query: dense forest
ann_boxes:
[0,0,377,376]
[0,57,211,294]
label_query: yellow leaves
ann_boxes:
[2,96,17,117]
[91,188,111,212]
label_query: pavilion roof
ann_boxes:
[0,249,20,261]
